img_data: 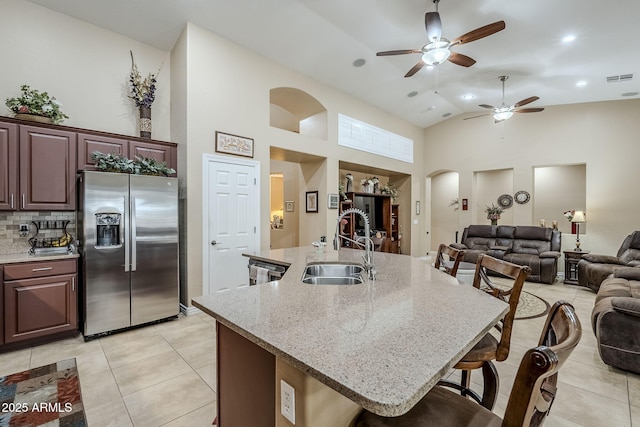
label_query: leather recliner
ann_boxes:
[577,231,640,292]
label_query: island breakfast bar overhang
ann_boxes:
[192,247,509,427]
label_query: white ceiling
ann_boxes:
[26,0,640,128]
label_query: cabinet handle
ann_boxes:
[10,194,14,209]
[22,194,25,209]
[32,267,53,272]
[72,277,75,292]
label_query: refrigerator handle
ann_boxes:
[131,196,137,272]
[124,195,130,272]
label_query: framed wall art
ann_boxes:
[215,131,254,158]
[285,201,294,212]
[306,191,318,213]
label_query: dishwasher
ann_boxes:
[248,259,288,285]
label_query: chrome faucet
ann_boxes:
[334,208,376,279]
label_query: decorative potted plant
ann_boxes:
[5,84,69,124]
[485,203,504,225]
[380,183,399,202]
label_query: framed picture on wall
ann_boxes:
[285,201,294,212]
[215,131,254,158]
[306,191,318,213]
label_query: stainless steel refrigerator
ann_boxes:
[78,171,179,338]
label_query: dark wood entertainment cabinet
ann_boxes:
[339,192,400,253]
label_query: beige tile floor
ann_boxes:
[0,280,638,426]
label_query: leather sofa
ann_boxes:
[577,231,640,292]
[450,224,561,284]
[591,268,640,374]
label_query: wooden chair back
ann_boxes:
[472,253,531,361]
[434,244,465,277]
[501,301,582,427]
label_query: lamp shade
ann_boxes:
[571,211,586,223]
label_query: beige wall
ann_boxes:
[474,168,514,225]
[533,165,586,236]
[0,0,171,140]
[430,171,459,251]
[423,99,640,256]
[178,23,425,305]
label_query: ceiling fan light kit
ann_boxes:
[376,0,505,77]
[421,40,451,65]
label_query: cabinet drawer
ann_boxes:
[4,259,77,280]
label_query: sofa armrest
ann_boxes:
[612,297,640,318]
[582,254,624,264]
[450,243,468,250]
[613,267,640,281]
[540,251,561,259]
[626,260,640,267]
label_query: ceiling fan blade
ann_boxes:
[479,104,496,109]
[404,61,427,77]
[448,52,476,67]
[425,12,442,42]
[450,21,506,46]
[377,49,422,56]
[515,108,545,113]
[463,113,491,120]
[513,96,540,108]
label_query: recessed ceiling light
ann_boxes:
[622,92,639,97]
[352,58,366,67]
[428,105,437,110]
[442,112,452,118]
[407,91,419,98]
[562,35,576,43]
[576,80,587,87]
[461,94,475,100]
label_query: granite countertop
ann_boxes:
[192,247,509,417]
[0,252,80,265]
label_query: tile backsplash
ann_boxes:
[0,211,77,255]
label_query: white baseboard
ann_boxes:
[180,303,202,316]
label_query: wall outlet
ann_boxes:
[19,224,29,237]
[280,380,296,424]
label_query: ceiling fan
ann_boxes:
[376,0,505,77]
[464,76,545,122]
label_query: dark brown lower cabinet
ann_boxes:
[3,259,78,345]
[217,323,275,427]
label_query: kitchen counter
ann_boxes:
[192,247,508,419]
[0,252,79,265]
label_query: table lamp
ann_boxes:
[571,210,586,251]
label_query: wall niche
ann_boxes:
[269,87,327,139]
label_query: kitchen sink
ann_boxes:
[301,262,364,285]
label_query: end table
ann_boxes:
[563,250,590,285]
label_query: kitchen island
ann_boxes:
[192,247,508,427]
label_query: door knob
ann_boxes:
[211,240,218,246]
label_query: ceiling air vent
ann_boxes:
[607,74,634,83]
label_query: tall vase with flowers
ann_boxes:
[129,51,161,138]
[485,203,504,225]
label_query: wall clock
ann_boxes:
[514,190,530,204]
[498,194,513,209]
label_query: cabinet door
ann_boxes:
[0,121,18,210]
[77,132,128,171]
[19,125,77,210]
[129,141,176,173]
[4,274,77,343]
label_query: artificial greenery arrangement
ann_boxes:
[5,84,69,123]
[380,183,399,202]
[92,152,176,176]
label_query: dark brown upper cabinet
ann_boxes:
[77,132,128,171]
[0,122,18,210]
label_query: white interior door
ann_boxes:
[203,155,260,294]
